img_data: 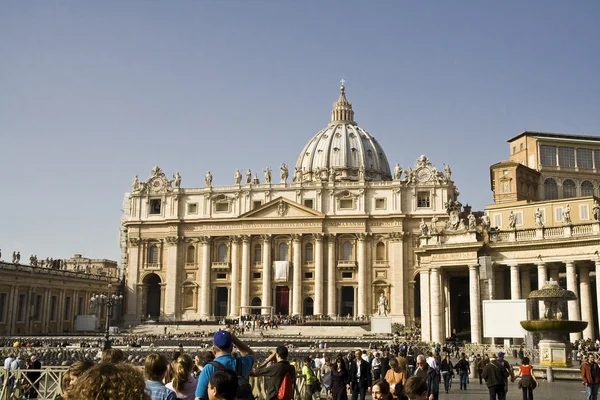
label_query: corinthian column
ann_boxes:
[229,236,240,317]
[126,239,140,323]
[164,236,180,318]
[580,266,593,340]
[292,235,302,316]
[240,236,250,316]
[199,236,211,318]
[430,267,443,344]
[566,262,582,341]
[420,270,430,341]
[327,234,336,317]
[357,234,367,318]
[261,235,272,315]
[469,265,482,343]
[596,261,600,339]
[314,234,324,316]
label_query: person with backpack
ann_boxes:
[453,353,470,391]
[254,345,296,400]
[194,330,255,400]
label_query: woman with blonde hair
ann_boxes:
[65,362,151,400]
[166,354,197,399]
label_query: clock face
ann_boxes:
[417,168,431,182]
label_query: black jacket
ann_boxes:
[481,360,509,388]
[254,360,296,400]
[347,359,372,390]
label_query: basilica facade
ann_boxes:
[121,85,458,325]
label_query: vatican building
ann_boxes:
[121,85,458,326]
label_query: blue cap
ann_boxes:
[214,330,232,350]
[497,352,505,357]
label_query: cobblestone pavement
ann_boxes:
[410,380,582,399]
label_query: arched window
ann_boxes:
[278,243,288,261]
[376,242,385,261]
[342,241,353,261]
[148,245,159,264]
[218,244,228,262]
[563,179,576,198]
[186,245,195,264]
[305,243,314,262]
[254,244,262,263]
[582,181,595,197]
[544,178,558,200]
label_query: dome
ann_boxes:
[295,85,392,183]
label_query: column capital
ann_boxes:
[165,236,181,245]
[198,236,211,245]
[388,232,405,242]
[260,234,272,243]
[356,233,369,241]
[291,233,302,242]
[240,234,251,243]
[229,235,241,244]
[536,262,546,268]
[128,238,141,247]
[468,264,479,270]
[312,233,324,241]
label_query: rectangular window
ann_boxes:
[581,204,590,220]
[595,150,600,169]
[540,145,557,166]
[149,199,162,214]
[252,272,261,279]
[520,143,524,150]
[187,203,198,214]
[252,201,262,210]
[375,198,386,210]
[339,199,353,209]
[216,273,227,279]
[493,214,502,229]
[64,296,71,321]
[304,272,313,279]
[303,199,314,209]
[50,296,57,321]
[341,272,353,279]
[558,147,575,167]
[17,294,26,322]
[215,202,229,212]
[515,212,523,226]
[78,297,84,316]
[0,293,6,323]
[417,192,430,208]
[555,207,564,222]
[577,148,593,169]
[35,295,42,321]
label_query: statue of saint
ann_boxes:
[173,172,181,188]
[594,200,600,221]
[534,208,544,227]
[132,175,140,191]
[280,164,288,183]
[419,218,429,236]
[263,167,272,184]
[444,164,452,180]
[246,169,252,184]
[293,167,302,183]
[329,167,336,182]
[393,163,403,180]
[468,213,476,230]
[204,171,212,187]
[358,165,366,181]
[16,252,20,264]
[377,293,388,316]
[508,211,517,229]
[562,204,571,225]
[12,251,16,264]
[234,170,242,185]
[481,213,490,230]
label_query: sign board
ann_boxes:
[74,315,98,332]
[482,300,527,338]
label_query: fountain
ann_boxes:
[520,278,587,367]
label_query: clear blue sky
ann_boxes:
[1,1,599,263]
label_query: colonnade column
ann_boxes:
[510,264,521,300]
[126,239,140,322]
[566,262,582,341]
[469,264,482,344]
[327,234,336,317]
[314,234,324,316]
[292,235,302,316]
[430,267,443,344]
[596,261,600,338]
[199,236,211,318]
[419,270,430,342]
[240,236,250,316]
[537,263,547,318]
[357,234,367,318]
[261,235,272,315]
[229,236,240,317]
[164,236,180,318]
[580,266,594,340]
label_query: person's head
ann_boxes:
[389,357,399,371]
[588,354,596,364]
[371,379,391,400]
[355,350,362,361]
[101,348,124,364]
[65,362,151,400]
[497,351,505,359]
[172,350,182,361]
[30,355,37,363]
[144,353,169,382]
[275,345,288,361]
[213,331,233,354]
[335,356,345,370]
[62,360,95,393]
[460,352,466,359]
[172,354,194,392]
[208,370,238,400]
[304,356,311,366]
[416,354,426,369]
[521,356,530,366]
[405,376,428,400]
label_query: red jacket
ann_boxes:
[581,361,600,384]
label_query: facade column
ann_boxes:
[164,236,180,318]
[520,268,531,299]
[261,235,272,315]
[469,265,482,344]
[420,270,431,342]
[580,266,594,340]
[327,234,336,317]
[5,285,15,335]
[230,236,240,317]
[596,261,600,339]
[430,267,443,344]
[357,234,367,317]
[314,234,324,316]
[292,235,302,316]
[510,264,521,300]
[566,262,582,341]
[199,236,211,318]
[389,233,405,323]
[537,263,547,318]
[442,275,451,337]
[240,236,250,316]
[125,239,140,322]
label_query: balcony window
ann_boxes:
[558,147,575,167]
[148,245,159,264]
[540,145,557,166]
[341,241,353,261]
[577,149,593,169]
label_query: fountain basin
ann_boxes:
[520,320,588,333]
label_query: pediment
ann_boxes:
[240,197,325,219]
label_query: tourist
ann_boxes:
[331,356,349,400]
[380,351,391,378]
[144,353,177,400]
[65,362,151,400]
[321,357,333,399]
[414,355,439,400]
[302,356,319,400]
[440,353,453,393]
[513,356,537,400]
[372,379,394,400]
[384,358,406,399]
[101,348,124,364]
[55,360,94,400]
[372,352,382,380]
[454,353,470,390]
[404,376,428,400]
[254,345,296,400]
[481,353,508,400]
[348,349,372,400]
[207,370,237,400]
[24,354,41,399]
[165,350,182,384]
[165,354,197,399]
[497,352,515,397]
[194,330,255,400]
[476,354,488,385]
[581,353,600,400]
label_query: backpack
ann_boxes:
[210,357,254,400]
[277,371,293,400]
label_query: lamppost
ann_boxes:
[90,283,123,350]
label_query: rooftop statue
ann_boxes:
[234,170,242,185]
[280,164,288,183]
[173,172,181,188]
[205,171,212,187]
[264,167,272,184]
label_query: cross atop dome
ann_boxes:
[331,81,354,123]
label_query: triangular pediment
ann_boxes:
[240,197,325,219]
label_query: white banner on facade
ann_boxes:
[273,261,289,281]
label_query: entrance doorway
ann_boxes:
[144,273,161,318]
[275,287,290,315]
[449,277,470,339]
[340,286,354,317]
[214,287,228,317]
[251,297,261,315]
[304,297,314,316]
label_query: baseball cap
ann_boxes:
[497,352,505,357]
[214,330,232,350]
